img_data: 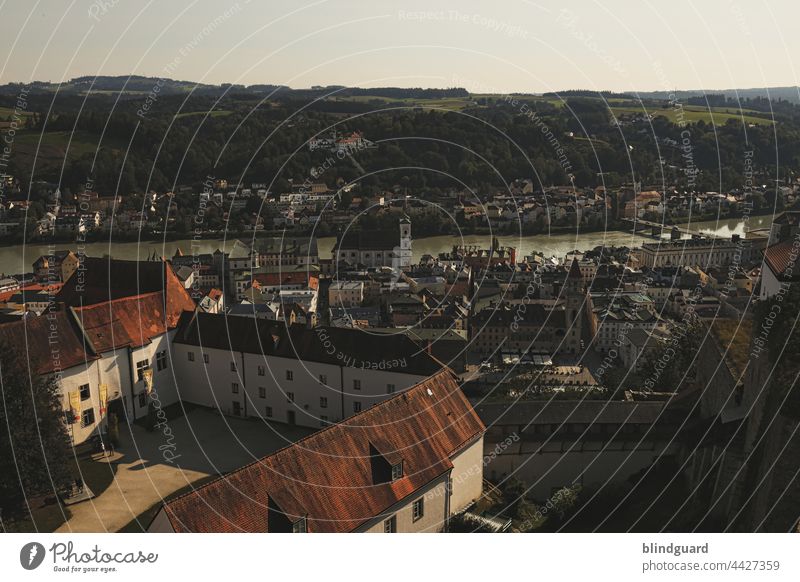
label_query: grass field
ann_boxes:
[329,93,774,124]
[11,130,122,170]
[609,104,772,125]
[326,95,476,111]
[174,109,233,119]
[0,105,34,129]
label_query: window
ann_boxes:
[259,387,266,399]
[353,401,362,413]
[232,383,239,394]
[258,365,266,376]
[230,361,237,372]
[320,415,328,426]
[188,351,195,362]
[292,517,307,533]
[387,383,396,395]
[391,463,403,481]
[383,515,396,533]
[353,379,361,390]
[79,383,90,401]
[412,498,424,522]
[287,392,295,403]
[320,396,328,409]
[319,374,327,385]
[203,353,209,364]
[138,391,147,408]
[81,408,95,428]
[156,350,168,371]
[136,359,150,382]
[286,370,293,381]
[265,406,273,418]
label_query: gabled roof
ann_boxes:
[173,312,444,376]
[335,229,398,251]
[0,310,92,374]
[57,258,194,308]
[159,369,484,532]
[71,292,177,353]
[763,240,800,279]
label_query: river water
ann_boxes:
[0,215,775,277]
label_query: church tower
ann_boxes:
[397,216,412,268]
[565,258,584,354]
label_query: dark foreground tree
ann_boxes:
[0,344,72,518]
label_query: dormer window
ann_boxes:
[391,462,403,481]
[370,440,404,485]
[292,517,307,533]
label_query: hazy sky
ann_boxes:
[1,0,798,93]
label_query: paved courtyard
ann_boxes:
[56,408,313,532]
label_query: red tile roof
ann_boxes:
[72,292,177,353]
[57,258,195,313]
[56,259,195,348]
[0,311,92,374]
[159,369,484,533]
[764,240,800,279]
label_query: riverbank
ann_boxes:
[0,214,774,278]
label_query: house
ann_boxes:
[0,277,19,293]
[255,236,319,267]
[147,369,485,532]
[0,311,109,445]
[197,288,224,313]
[53,258,197,426]
[33,250,80,283]
[328,280,364,308]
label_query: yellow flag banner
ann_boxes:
[68,390,80,422]
[143,368,153,394]
[99,384,108,415]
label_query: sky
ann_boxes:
[0,0,798,93]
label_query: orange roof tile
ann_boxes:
[764,240,800,279]
[160,370,484,532]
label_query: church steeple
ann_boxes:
[565,258,584,354]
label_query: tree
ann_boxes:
[0,345,72,518]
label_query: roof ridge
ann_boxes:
[164,368,456,508]
[73,289,163,310]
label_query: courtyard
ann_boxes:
[54,407,313,533]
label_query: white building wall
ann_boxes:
[171,341,431,429]
[760,265,784,300]
[360,476,449,533]
[59,361,104,445]
[341,367,426,419]
[447,437,485,515]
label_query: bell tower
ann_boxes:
[398,216,412,268]
[565,258,584,354]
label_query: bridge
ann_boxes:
[620,218,727,240]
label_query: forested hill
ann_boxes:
[0,78,798,203]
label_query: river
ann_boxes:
[0,214,776,277]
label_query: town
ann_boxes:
[1,181,798,533]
